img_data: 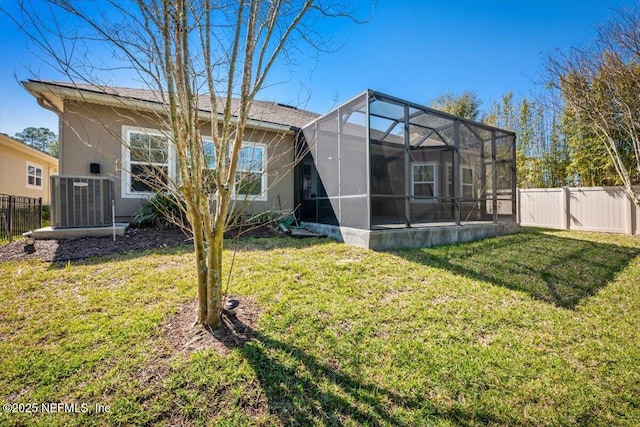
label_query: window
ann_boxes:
[236,145,266,199]
[200,141,267,201]
[121,126,266,201]
[202,140,216,169]
[411,163,437,200]
[26,162,43,189]
[461,166,474,199]
[446,163,475,199]
[447,164,453,198]
[200,140,217,192]
[122,126,172,197]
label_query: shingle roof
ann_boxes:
[28,80,320,130]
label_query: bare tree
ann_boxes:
[546,3,640,207]
[7,0,363,327]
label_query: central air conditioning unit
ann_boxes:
[50,176,115,228]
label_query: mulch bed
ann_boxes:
[163,297,261,357]
[0,225,281,263]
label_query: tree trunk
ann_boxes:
[192,227,224,328]
[191,217,209,325]
[625,186,640,212]
[204,227,224,327]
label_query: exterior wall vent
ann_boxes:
[50,176,114,228]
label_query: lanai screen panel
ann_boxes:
[316,110,339,224]
[495,130,516,218]
[458,121,487,222]
[303,93,369,229]
[407,106,456,225]
[338,96,368,228]
[369,97,406,227]
[484,136,495,219]
[301,90,517,230]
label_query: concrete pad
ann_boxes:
[24,223,129,240]
[290,227,324,238]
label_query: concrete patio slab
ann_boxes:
[24,223,129,239]
[301,221,521,250]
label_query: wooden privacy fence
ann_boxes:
[0,194,42,244]
[518,186,640,235]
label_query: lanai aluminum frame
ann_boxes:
[296,90,517,231]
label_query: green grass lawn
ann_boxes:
[1,228,639,426]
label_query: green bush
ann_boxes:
[133,193,188,229]
[41,205,51,222]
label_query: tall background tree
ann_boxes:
[430,90,482,121]
[432,90,572,189]
[14,126,58,157]
[428,8,640,196]
[7,0,361,328]
[546,2,640,207]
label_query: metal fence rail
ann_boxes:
[0,194,42,244]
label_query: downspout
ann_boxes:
[36,94,63,116]
[36,94,64,175]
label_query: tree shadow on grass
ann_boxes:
[392,229,640,309]
[213,313,507,426]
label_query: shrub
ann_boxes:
[133,193,188,229]
[226,210,280,231]
[41,205,51,222]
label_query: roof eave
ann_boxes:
[22,80,296,135]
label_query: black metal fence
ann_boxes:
[0,195,42,244]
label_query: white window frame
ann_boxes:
[26,161,44,189]
[121,125,175,198]
[445,162,476,199]
[198,140,268,202]
[201,139,217,170]
[233,143,268,202]
[411,162,438,202]
[121,127,267,201]
[461,165,475,199]
[447,163,453,198]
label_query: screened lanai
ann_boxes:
[296,90,517,231]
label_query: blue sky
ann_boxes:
[0,0,635,137]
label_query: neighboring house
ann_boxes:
[0,133,59,204]
[23,80,518,249]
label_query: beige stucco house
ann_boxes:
[0,133,59,204]
[22,79,318,222]
[21,80,518,249]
